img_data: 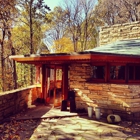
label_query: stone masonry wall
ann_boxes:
[99,21,140,46]
[69,63,140,120]
[0,85,41,122]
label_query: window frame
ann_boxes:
[128,64,140,83]
[108,63,126,84]
[90,63,107,83]
[90,62,140,84]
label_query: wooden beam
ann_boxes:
[53,66,56,105]
[46,68,50,103]
[35,65,40,84]
[41,64,46,101]
[62,65,69,100]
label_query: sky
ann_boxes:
[44,0,63,11]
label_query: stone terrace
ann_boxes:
[1,105,140,140]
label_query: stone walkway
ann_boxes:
[0,105,140,140]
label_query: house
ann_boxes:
[10,21,140,120]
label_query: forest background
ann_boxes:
[0,0,140,92]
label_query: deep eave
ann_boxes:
[9,53,91,65]
[9,52,140,65]
[9,39,140,65]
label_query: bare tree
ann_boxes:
[94,0,140,25]
[61,0,97,51]
[80,0,97,50]
[122,0,140,22]
[45,7,68,49]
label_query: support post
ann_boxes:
[41,64,46,102]
[53,66,56,105]
[35,65,40,84]
[62,65,69,100]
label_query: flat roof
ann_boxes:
[9,39,140,65]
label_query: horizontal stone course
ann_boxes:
[100,22,140,45]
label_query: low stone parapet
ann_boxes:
[0,85,41,123]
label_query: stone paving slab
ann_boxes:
[10,104,79,121]
[29,116,140,140]
[1,105,140,139]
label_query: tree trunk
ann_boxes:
[11,49,17,89]
[29,0,34,85]
[8,29,17,89]
[0,28,6,91]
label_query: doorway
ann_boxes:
[46,67,63,107]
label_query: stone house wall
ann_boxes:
[99,21,140,46]
[69,63,140,120]
[0,85,41,122]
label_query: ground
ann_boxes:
[0,104,140,140]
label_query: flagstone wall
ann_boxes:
[69,63,140,120]
[0,85,41,122]
[99,21,140,46]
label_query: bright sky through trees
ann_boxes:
[44,0,62,10]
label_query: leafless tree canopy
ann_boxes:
[95,0,140,25]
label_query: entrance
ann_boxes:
[45,66,63,107]
[40,64,68,107]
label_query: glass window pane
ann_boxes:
[92,66,105,79]
[129,66,134,80]
[110,66,125,80]
[135,66,140,80]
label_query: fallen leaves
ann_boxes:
[0,118,39,140]
[1,114,140,140]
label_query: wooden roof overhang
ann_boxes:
[90,52,140,63]
[9,52,140,66]
[9,39,140,65]
[9,53,91,66]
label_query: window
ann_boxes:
[128,65,140,82]
[110,65,125,80]
[92,66,105,79]
[90,63,140,84]
[91,64,106,82]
